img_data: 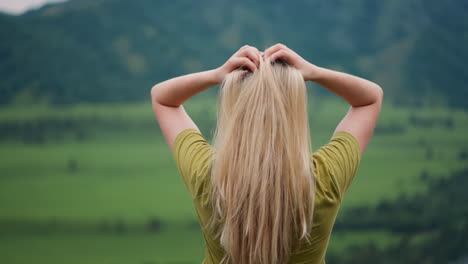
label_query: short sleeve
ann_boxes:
[173,129,213,199]
[314,131,361,199]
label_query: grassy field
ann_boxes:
[0,95,467,263]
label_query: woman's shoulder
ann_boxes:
[312,131,361,201]
[173,128,214,200]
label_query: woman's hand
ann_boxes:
[264,43,320,81]
[214,45,261,83]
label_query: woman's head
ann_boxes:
[208,57,315,264]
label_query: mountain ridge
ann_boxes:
[1,0,467,107]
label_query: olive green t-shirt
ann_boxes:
[173,129,361,264]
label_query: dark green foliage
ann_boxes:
[0,0,467,107]
[147,218,162,233]
[332,168,468,263]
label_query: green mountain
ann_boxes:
[1,0,467,107]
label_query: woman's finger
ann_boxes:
[268,49,292,64]
[232,57,257,72]
[237,49,260,67]
[239,44,253,51]
[236,45,258,56]
[264,43,288,58]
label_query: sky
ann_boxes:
[0,0,67,15]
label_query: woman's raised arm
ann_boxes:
[265,43,383,156]
[308,65,383,156]
[151,45,261,150]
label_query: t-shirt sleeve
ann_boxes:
[314,131,361,200]
[173,128,213,199]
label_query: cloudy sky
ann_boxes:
[0,0,67,15]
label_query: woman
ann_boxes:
[151,44,383,264]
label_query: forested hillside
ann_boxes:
[1,0,467,106]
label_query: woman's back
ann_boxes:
[173,129,360,264]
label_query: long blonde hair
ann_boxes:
[207,58,315,264]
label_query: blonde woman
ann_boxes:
[151,44,383,264]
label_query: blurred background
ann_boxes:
[0,0,467,263]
